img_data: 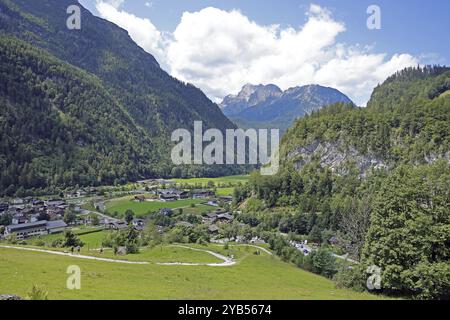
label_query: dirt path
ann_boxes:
[0,245,149,265]
[0,244,235,267]
[158,245,236,267]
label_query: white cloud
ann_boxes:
[102,0,124,9]
[95,1,167,66]
[95,3,418,105]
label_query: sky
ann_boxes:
[78,0,450,106]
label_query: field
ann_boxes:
[105,197,205,216]
[0,244,384,300]
[171,175,249,186]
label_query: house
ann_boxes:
[192,189,214,199]
[206,200,219,207]
[134,195,146,202]
[159,208,173,217]
[64,192,78,199]
[29,213,40,223]
[4,221,48,239]
[11,213,28,225]
[109,220,128,231]
[203,212,217,223]
[11,199,24,205]
[157,189,189,201]
[132,219,145,231]
[329,236,339,246]
[219,196,233,203]
[0,203,8,212]
[208,225,219,235]
[216,213,233,224]
[45,199,66,207]
[32,200,44,207]
[46,220,68,234]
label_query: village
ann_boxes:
[0,179,265,247]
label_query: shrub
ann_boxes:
[334,265,366,292]
[26,285,48,300]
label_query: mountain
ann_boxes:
[221,84,283,116]
[281,66,450,175]
[0,0,240,196]
[220,84,353,132]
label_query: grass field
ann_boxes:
[105,197,205,216]
[215,187,235,196]
[0,244,384,300]
[34,230,110,249]
[171,175,249,186]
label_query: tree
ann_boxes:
[125,225,140,254]
[63,209,77,225]
[339,197,372,258]
[91,214,100,226]
[308,225,322,244]
[124,210,135,225]
[361,162,450,299]
[63,230,83,248]
[0,213,12,226]
[309,249,337,278]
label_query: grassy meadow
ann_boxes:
[171,175,249,186]
[0,244,384,300]
[105,197,205,216]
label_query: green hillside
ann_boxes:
[0,246,382,300]
[0,0,242,196]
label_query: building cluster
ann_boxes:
[0,198,69,239]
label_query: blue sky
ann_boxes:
[79,0,449,105]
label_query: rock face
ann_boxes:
[221,84,352,132]
[220,84,283,116]
[286,140,388,176]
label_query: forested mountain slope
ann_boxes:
[0,0,240,196]
[281,66,450,174]
[0,36,160,194]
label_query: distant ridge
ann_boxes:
[220,83,353,132]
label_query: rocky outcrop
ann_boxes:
[286,140,388,176]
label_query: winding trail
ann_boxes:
[0,244,236,267]
[158,245,235,267]
[0,245,149,265]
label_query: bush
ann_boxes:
[308,249,337,278]
[26,285,48,300]
[334,265,366,292]
[33,239,45,247]
[51,238,64,248]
